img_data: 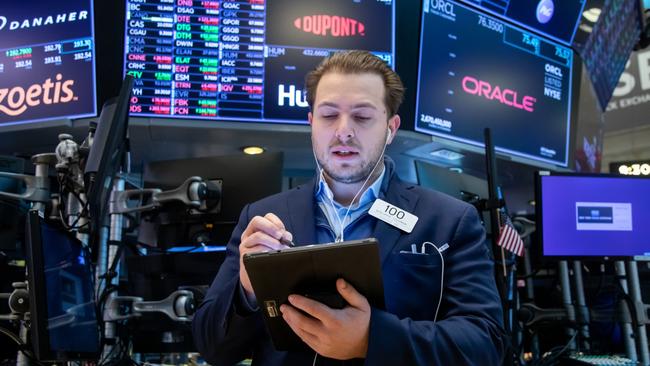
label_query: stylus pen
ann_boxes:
[280,237,295,247]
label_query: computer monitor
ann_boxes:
[415,0,579,167]
[140,152,283,248]
[122,0,395,123]
[0,0,97,126]
[25,210,100,361]
[414,159,488,203]
[535,172,650,259]
[84,75,134,251]
[0,156,27,254]
[414,160,493,233]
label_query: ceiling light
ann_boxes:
[582,8,601,23]
[429,149,464,161]
[242,146,265,155]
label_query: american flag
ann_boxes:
[497,223,525,257]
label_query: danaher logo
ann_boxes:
[0,74,76,117]
[293,15,365,37]
[0,11,88,31]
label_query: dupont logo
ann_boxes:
[293,15,365,37]
[0,74,76,116]
[536,0,554,24]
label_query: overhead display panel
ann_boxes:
[415,0,576,167]
[123,0,394,124]
[0,0,97,126]
[457,0,586,46]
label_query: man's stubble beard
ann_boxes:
[316,141,384,184]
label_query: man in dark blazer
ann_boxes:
[193,50,505,365]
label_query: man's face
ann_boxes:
[309,72,400,184]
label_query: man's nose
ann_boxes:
[335,116,355,142]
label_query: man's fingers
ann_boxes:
[287,294,333,322]
[291,325,320,350]
[281,304,322,339]
[264,213,285,231]
[242,214,292,243]
[264,213,294,243]
[240,243,271,255]
[336,279,369,310]
[240,231,284,250]
[242,215,281,239]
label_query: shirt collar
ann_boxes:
[315,164,386,210]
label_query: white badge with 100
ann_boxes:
[369,198,418,233]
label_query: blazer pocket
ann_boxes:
[394,251,442,267]
[387,252,443,320]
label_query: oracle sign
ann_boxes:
[461,75,537,112]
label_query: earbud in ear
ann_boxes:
[386,129,392,143]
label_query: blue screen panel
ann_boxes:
[0,0,97,126]
[123,0,395,124]
[40,220,99,354]
[539,174,650,258]
[415,0,575,167]
[456,0,586,45]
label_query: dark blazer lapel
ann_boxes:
[372,178,420,264]
[286,179,318,246]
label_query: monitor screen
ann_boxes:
[415,0,576,167]
[536,173,650,259]
[123,0,394,123]
[26,211,100,361]
[456,0,586,45]
[0,0,97,126]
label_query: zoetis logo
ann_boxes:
[0,74,76,116]
[293,15,365,37]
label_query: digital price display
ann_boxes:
[123,0,394,123]
[0,0,96,126]
[573,0,642,111]
[416,0,575,167]
[456,0,586,45]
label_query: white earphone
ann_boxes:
[386,129,392,144]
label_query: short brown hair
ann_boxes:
[305,50,405,117]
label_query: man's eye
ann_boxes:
[355,116,371,122]
[322,114,337,119]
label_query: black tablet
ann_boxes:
[243,237,385,351]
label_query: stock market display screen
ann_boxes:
[457,0,586,46]
[123,0,394,123]
[0,0,96,126]
[573,0,641,111]
[415,0,575,167]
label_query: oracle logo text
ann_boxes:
[461,76,537,112]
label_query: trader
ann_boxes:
[193,50,505,365]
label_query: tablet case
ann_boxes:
[243,238,385,351]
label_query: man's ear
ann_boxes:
[387,114,401,144]
[308,111,313,126]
